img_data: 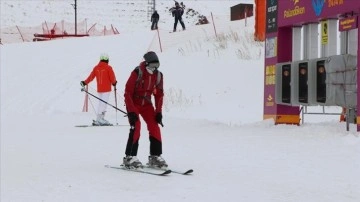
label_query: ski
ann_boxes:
[76,120,129,127]
[169,30,185,33]
[145,165,193,175]
[104,165,171,176]
[75,124,128,127]
[172,169,193,175]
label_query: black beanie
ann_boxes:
[143,51,159,63]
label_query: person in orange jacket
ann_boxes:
[81,53,117,126]
[122,51,167,168]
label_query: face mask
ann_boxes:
[146,62,160,74]
[146,66,155,74]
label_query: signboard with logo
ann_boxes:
[262,0,360,127]
[266,0,278,33]
[278,0,354,26]
[339,16,358,31]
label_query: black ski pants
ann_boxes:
[173,17,185,31]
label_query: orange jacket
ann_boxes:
[84,61,117,92]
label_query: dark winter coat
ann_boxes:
[172,5,184,19]
[151,11,159,22]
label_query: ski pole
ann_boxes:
[81,88,127,115]
[114,85,118,125]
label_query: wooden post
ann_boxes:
[211,12,217,38]
[157,28,162,52]
[16,26,25,42]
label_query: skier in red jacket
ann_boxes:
[81,53,117,126]
[122,51,167,168]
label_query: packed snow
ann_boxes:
[1,1,359,202]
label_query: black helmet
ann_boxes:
[143,51,159,63]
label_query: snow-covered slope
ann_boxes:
[1,1,359,202]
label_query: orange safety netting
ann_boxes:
[1,19,119,44]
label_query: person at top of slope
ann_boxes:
[170,1,186,32]
[151,10,160,30]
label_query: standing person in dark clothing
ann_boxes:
[151,10,160,30]
[122,51,168,169]
[171,2,186,32]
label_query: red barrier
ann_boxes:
[254,0,265,41]
[33,33,89,38]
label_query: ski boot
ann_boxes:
[92,119,112,126]
[123,156,143,169]
[93,112,113,126]
[98,118,112,126]
[147,155,168,168]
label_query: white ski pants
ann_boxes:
[97,92,111,115]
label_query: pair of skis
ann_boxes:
[105,164,193,176]
[75,121,129,127]
[75,124,127,128]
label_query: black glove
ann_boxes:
[155,112,163,127]
[127,112,138,126]
[80,81,86,87]
[112,81,117,87]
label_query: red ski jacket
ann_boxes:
[84,61,117,92]
[124,61,164,113]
